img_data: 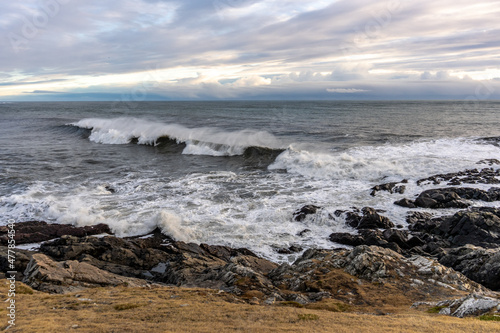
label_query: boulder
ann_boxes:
[346,207,395,229]
[22,253,146,293]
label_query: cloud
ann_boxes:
[1,0,500,100]
[326,88,369,93]
[24,90,65,94]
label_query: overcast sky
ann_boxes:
[1,0,500,101]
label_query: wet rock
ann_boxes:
[394,198,417,208]
[297,229,311,237]
[414,188,469,208]
[329,233,364,246]
[330,229,425,255]
[0,221,112,245]
[477,159,500,166]
[293,205,321,222]
[275,245,303,254]
[347,207,395,230]
[417,168,500,186]
[399,187,500,209]
[370,180,407,196]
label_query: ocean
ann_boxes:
[1,101,499,262]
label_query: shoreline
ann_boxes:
[1,164,500,330]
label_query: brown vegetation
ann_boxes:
[2,282,499,333]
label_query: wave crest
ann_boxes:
[70,117,284,156]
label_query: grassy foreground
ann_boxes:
[1,282,499,333]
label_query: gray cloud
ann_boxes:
[1,0,500,100]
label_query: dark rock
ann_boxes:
[275,245,303,254]
[349,207,394,229]
[439,245,500,291]
[477,159,500,166]
[408,207,500,249]
[402,187,500,210]
[438,207,500,248]
[0,246,34,281]
[394,198,417,208]
[104,185,116,193]
[293,205,321,222]
[417,168,500,186]
[297,229,311,237]
[329,233,364,246]
[0,221,112,245]
[406,236,425,249]
[370,180,407,196]
[382,229,410,250]
[406,212,433,225]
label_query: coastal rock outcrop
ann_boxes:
[439,245,500,291]
[23,253,147,293]
[395,187,500,209]
[409,207,500,248]
[343,207,395,230]
[370,180,407,196]
[416,168,500,186]
[0,221,112,245]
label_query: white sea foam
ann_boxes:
[1,136,499,263]
[270,138,500,181]
[71,117,282,156]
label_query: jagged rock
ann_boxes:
[346,207,395,229]
[438,207,500,248]
[0,221,112,245]
[38,231,281,298]
[414,188,470,209]
[433,294,500,318]
[409,207,500,248]
[23,253,146,293]
[293,205,321,222]
[439,245,500,291]
[330,228,426,255]
[417,168,500,186]
[370,180,407,196]
[269,246,486,308]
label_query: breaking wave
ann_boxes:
[69,117,285,157]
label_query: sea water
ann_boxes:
[1,101,499,262]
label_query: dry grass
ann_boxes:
[1,282,499,333]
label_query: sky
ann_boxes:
[1,0,500,101]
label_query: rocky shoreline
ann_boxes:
[2,164,500,319]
